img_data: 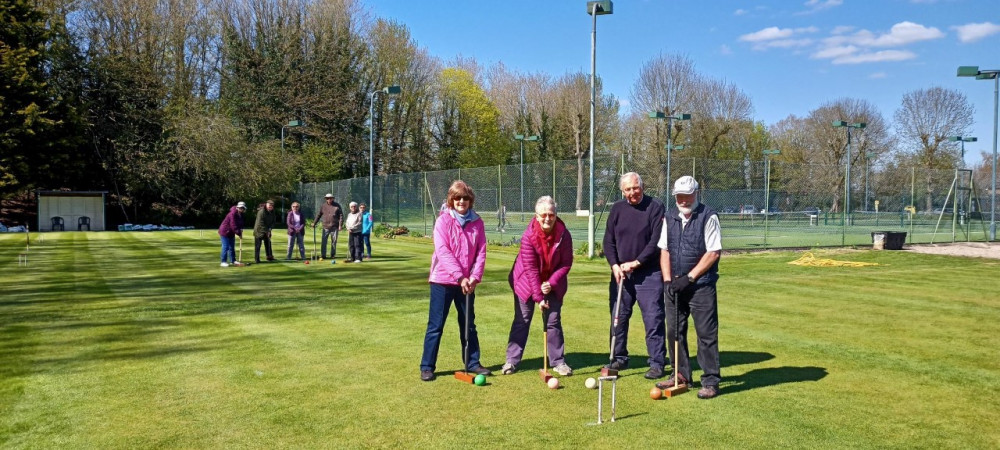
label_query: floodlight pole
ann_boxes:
[832,121,866,226]
[515,134,539,220]
[763,149,780,247]
[957,66,999,240]
[280,119,303,216]
[865,152,875,211]
[586,1,612,258]
[369,85,401,212]
[649,111,691,193]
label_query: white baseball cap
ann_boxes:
[236,201,247,209]
[672,176,699,195]
[325,193,334,198]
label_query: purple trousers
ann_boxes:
[506,294,566,367]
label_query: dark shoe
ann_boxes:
[344,259,353,264]
[266,257,275,261]
[420,370,435,382]
[254,260,261,264]
[644,366,666,379]
[470,365,492,376]
[603,360,629,371]
[655,373,689,390]
[697,385,719,399]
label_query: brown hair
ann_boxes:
[446,180,476,209]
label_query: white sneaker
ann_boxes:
[220,262,229,267]
[354,259,362,263]
[553,363,573,376]
[501,362,517,375]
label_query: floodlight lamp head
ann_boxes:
[384,85,402,94]
[526,135,540,141]
[649,111,666,119]
[832,120,847,127]
[957,66,980,77]
[675,113,692,121]
[587,1,613,15]
[515,134,525,140]
[287,120,303,127]
[853,122,867,129]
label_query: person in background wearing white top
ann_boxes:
[344,202,363,263]
[656,175,723,399]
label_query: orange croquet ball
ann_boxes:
[305,260,310,265]
[650,387,663,400]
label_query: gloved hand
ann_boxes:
[669,275,691,294]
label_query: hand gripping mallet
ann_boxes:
[602,275,626,377]
[663,282,688,397]
[454,292,476,384]
[539,297,553,383]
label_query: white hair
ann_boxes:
[620,172,643,189]
[535,196,557,213]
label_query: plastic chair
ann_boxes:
[78,216,91,231]
[51,216,65,231]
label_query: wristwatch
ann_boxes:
[687,274,696,283]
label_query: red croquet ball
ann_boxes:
[650,387,663,400]
[305,261,310,265]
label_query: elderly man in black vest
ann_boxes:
[656,175,722,399]
[602,172,667,379]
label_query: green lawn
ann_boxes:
[1,230,998,448]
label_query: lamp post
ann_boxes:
[586,0,612,259]
[832,120,866,226]
[947,136,977,169]
[762,149,780,247]
[957,65,999,240]
[515,134,540,220]
[280,119,304,216]
[649,111,692,191]
[864,152,876,211]
[369,85,402,211]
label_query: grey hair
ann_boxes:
[535,195,557,213]
[620,172,643,189]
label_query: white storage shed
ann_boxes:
[37,191,108,231]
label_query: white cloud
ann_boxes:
[799,0,843,14]
[869,22,944,47]
[734,8,747,16]
[869,72,888,79]
[811,45,857,59]
[740,26,818,42]
[720,44,733,55]
[953,22,1000,43]
[832,50,916,65]
[753,39,814,51]
[831,25,855,35]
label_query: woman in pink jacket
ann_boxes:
[503,196,574,376]
[420,180,491,382]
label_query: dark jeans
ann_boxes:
[286,233,305,259]
[666,282,720,387]
[506,295,565,367]
[608,269,666,369]
[348,231,363,260]
[362,233,371,257]
[220,236,236,263]
[321,227,339,258]
[254,235,272,262]
[420,283,482,372]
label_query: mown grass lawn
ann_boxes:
[1,230,998,448]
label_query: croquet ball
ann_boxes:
[474,374,486,386]
[547,377,560,389]
[650,387,663,400]
[304,260,309,265]
[585,377,597,389]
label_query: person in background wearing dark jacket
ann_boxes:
[313,193,343,264]
[218,201,246,267]
[656,175,722,399]
[503,196,574,376]
[286,202,306,260]
[253,200,278,263]
[602,172,667,380]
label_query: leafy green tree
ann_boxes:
[435,67,506,168]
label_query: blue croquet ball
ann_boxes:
[474,374,486,386]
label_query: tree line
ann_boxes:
[0,0,981,226]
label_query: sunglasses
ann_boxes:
[454,196,471,201]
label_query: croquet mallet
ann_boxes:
[454,292,476,384]
[539,297,552,382]
[663,284,688,397]
[602,275,626,377]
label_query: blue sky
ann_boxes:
[369,0,999,164]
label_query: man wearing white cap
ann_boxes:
[314,194,343,263]
[656,175,722,399]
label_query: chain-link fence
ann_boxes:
[297,153,995,251]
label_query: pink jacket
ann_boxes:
[509,218,573,303]
[429,210,487,286]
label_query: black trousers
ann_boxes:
[666,282,720,387]
[608,270,666,369]
[348,231,364,261]
[254,235,273,262]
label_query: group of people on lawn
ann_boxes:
[216,194,373,266]
[419,174,723,399]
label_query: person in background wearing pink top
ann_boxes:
[503,196,574,376]
[419,180,491,382]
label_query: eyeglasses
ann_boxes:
[454,196,471,202]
